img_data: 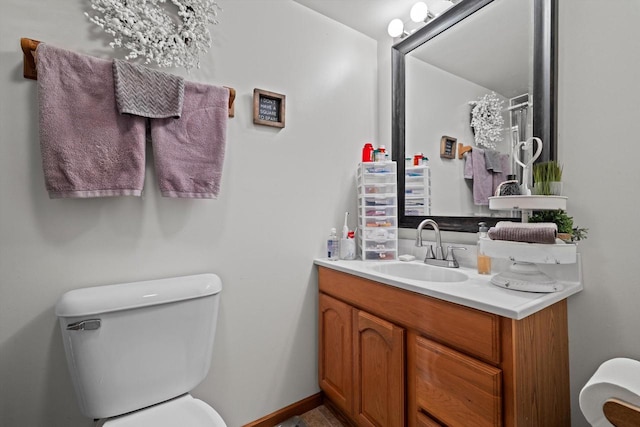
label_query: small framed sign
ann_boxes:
[440,135,457,159]
[253,89,286,128]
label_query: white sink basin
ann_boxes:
[368,262,468,283]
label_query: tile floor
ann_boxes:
[299,405,346,427]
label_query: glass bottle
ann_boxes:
[477,222,491,274]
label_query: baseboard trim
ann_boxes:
[242,392,324,427]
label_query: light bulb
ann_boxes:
[410,2,429,23]
[387,18,405,38]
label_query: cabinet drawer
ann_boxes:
[414,336,502,427]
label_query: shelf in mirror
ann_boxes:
[488,195,567,211]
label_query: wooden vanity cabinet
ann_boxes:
[318,267,571,427]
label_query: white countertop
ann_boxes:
[314,257,582,320]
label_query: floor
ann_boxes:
[298,405,346,427]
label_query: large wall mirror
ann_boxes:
[392,0,557,232]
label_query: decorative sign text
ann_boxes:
[253,89,286,128]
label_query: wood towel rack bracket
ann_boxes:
[458,143,472,159]
[20,37,39,80]
[19,37,236,117]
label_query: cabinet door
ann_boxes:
[414,336,502,427]
[354,309,405,427]
[319,293,354,416]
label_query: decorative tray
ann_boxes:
[480,237,577,264]
[488,195,567,211]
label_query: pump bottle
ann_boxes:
[477,222,491,274]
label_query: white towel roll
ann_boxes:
[579,358,640,426]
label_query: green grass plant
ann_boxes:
[533,161,563,195]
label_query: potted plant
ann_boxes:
[528,210,588,242]
[533,161,563,195]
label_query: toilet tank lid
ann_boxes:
[55,274,222,317]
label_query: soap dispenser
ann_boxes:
[477,222,491,274]
[327,228,339,261]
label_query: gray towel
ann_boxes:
[488,226,557,244]
[113,59,184,118]
[484,148,503,172]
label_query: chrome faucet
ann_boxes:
[416,219,466,268]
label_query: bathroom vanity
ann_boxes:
[315,259,582,427]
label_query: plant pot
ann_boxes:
[533,181,563,196]
[549,182,563,195]
[558,232,572,242]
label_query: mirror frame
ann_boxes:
[392,0,557,232]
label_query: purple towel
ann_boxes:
[149,82,229,198]
[463,151,473,179]
[469,148,493,205]
[37,44,146,198]
[464,150,511,205]
[488,226,557,244]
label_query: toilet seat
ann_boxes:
[98,394,226,427]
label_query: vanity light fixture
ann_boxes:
[387,18,409,38]
[388,1,460,38]
[410,2,432,23]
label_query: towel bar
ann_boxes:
[20,37,236,118]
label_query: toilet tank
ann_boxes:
[55,274,222,420]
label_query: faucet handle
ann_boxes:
[446,246,467,261]
[425,245,435,259]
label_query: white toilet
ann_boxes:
[55,274,227,427]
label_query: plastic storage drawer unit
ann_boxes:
[356,162,398,261]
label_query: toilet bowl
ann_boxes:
[96,394,225,427]
[55,274,227,426]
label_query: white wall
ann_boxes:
[0,1,376,426]
[559,1,640,425]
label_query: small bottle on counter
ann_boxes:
[477,222,491,274]
[362,143,374,162]
[378,145,389,162]
[327,228,339,261]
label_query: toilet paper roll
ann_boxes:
[580,358,640,426]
